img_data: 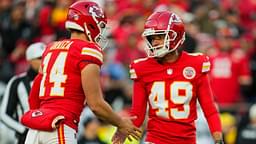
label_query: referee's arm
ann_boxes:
[0,76,27,134]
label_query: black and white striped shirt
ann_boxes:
[0,68,37,134]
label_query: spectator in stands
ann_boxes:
[209,27,252,111]
[236,104,256,144]
[50,0,72,39]
[78,117,107,144]
[0,1,33,75]
[220,113,237,144]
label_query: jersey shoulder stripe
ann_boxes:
[129,57,149,80]
[81,47,103,63]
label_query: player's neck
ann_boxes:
[70,32,90,42]
[157,50,180,64]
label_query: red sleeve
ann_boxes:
[197,74,222,133]
[29,74,42,109]
[130,80,147,127]
[239,56,251,76]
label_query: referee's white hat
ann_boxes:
[26,42,46,61]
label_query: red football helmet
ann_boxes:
[65,1,107,47]
[142,11,185,57]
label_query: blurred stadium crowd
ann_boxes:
[1,0,256,144]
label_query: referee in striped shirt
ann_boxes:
[0,42,45,144]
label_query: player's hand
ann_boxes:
[112,130,127,144]
[114,116,142,143]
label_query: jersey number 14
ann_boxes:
[39,52,68,97]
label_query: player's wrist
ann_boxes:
[212,131,223,143]
[113,115,125,128]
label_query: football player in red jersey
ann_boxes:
[21,1,141,144]
[112,11,223,144]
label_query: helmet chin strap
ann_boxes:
[83,23,93,42]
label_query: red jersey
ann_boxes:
[209,50,251,106]
[130,51,221,144]
[38,39,103,131]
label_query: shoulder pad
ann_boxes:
[129,58,149,80]
[80,44,103,63]
[188,52,211,73]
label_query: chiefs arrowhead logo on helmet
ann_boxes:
[172,14,182,23]
[89,5,104,18]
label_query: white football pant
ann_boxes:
[25,124,77,144]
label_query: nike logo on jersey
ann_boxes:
[167,68,173,75]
